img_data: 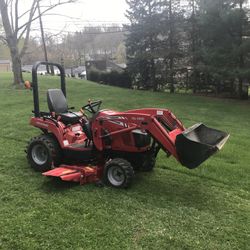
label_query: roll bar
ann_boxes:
[32,61,66,117]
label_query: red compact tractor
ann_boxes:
[26,62,229,188]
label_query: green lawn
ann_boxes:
[0,73,249,250]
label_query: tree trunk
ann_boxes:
[10,45,23,86]
[191,0,197,94]
[0,0,23,86]
[151,58,157,91]
[238,77,243,98]
[147,0,157,91]
[169,0,175,93]
[238,0,245,99]
[11,53,23,86]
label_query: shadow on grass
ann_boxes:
[158,165,229,187]
[130,171,227,214]
[39,169,229,216]
[40,177,79,193]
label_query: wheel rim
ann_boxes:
[107,165,125,186]
[31,144,48,165]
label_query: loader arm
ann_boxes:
[123,109,185,159]
[95,108,185,159]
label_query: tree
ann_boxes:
[196,0,250,97]
[186,0,201,93]
[0,0,76,86]
[126,0,162,91]
[236,0,250,99]
[124,0,250,98]
[159,0,184,93]
[126,0,185,92]
[52,25,126,68]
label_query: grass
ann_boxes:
[0,72,249,250]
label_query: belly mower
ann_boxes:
[25,62,229,188]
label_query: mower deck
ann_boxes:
[43,165,100,185]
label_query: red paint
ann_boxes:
[43,165,99,185]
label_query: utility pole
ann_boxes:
[61,56,64,69]
[38,1,49,74]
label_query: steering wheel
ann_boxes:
[82,100,102,114]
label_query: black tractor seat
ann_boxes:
[47,89,82,125]
[58,111,83,124]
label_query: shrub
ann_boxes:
[88,70,100,83]
[88,70,132,89]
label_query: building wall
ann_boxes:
[0,63,11,72]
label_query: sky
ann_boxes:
[17,0,250,36]
[32,0,129,34]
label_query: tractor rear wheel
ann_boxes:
[103,158,134,188]
[27,134,61,172]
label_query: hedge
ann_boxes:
[88,70,132,89]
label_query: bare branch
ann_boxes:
[10,0,14,31]
[17,0,76,33]
[0,35,7,42]
[0,0,14,41]
[17,0,38,42]
[40,13,81,19]
[19,0,38,57]
[15,0,18,31]
[6,0,12,6]
[18,8,35,20]
[46,25,67,40]
[17,24,27,41]
[19,0,38,42]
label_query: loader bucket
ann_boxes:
[175,123,229,169]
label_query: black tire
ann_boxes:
[103,158,134,188]
[140,154,156,172]
[26,134,61,172]
[130,153,156,172]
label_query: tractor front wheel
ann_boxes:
[141,154,156,172]
[103,158,134,188]
[26,134,61,172]
[130,153,156,172]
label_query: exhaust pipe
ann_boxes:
[175,123,230,169]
